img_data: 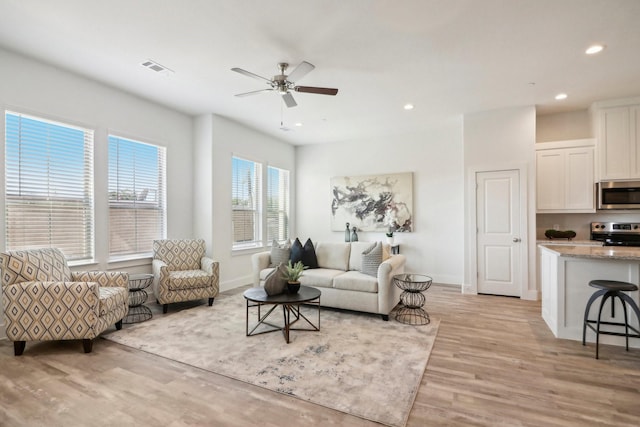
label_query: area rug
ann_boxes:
[103,289,439,427]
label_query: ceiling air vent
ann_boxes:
[140,59,173,75]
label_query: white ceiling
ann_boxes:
[1,0,639,145]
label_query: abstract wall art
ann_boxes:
[330,172,413,232]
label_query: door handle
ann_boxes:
[513,238,521,243]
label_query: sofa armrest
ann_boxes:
[71,271,129,288]
[201,256,217,274]
[251,251,271,286]
[377,254,407,314]
[2,281,101,340]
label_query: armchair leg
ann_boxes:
[381,314,389,321]
[82,339,93,353]
[115,320,123,330]
[163,304,168,314]
[14,341,26,356]
[208,297,214,306]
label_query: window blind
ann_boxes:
[108,135,166,258]
[232,156,262,249]
[266,166,290,243]
[4,111,94,261]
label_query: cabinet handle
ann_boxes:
[513,237,521,243]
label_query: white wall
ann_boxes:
[0,47,194,336]
[194,114,295,291]
[463,106,537,299]
[536,110,591,142]
[296,117,464,285]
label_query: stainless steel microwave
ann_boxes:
[597,180,640,209]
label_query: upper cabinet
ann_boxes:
[536,139,595,213]
[592,99,640,181]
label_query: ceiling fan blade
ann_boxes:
[282,92,297,108]
[235,88,273,97]
[231,67,272,83]
[295,86,339,96]
[287,61,315,82]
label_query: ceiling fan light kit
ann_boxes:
[232,60,338,108]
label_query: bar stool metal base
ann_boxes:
[582,280,640,359]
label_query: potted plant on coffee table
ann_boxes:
[282,260,305,294]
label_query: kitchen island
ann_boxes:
[538,244,640,348]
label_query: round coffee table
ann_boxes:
[393,273,432,325]
[243,285,321,343]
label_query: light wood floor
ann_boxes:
[1,285,640,427]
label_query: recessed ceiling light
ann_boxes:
[404,103,414,110]
[585,44,605,55]
[555,93,568,100]
[295,122,303,127]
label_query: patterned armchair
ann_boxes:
[1,248,129,355]
[152,239,219,313]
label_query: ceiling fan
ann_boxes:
[231,61,338,108]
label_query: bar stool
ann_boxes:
[582,279,640,359]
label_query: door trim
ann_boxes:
[465,163,529,298]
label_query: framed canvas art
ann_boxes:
[330,172,413,232]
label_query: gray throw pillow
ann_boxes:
[361,241,383,277]
[270,239,291,267]
[263,262,288,296]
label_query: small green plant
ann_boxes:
[282,260,305,283]
[386,231,394,237]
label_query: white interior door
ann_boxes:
[476,169,521,297]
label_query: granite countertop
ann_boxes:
[536,239,602,246]
[538,244,640,261]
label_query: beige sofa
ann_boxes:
[251,241,406,320]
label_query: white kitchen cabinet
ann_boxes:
[594,101,640,180]
[536,139,595,213]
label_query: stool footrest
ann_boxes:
[585,320,640,338]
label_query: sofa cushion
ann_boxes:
[167,270,212,290]
[269,239,291,267]
[302,238,319,268]
[333,271,378,293]
[259,267,275,281]
[299,268,345,288]
[361,242,383,276]
[315,242,350,271]
[348,242,376,271]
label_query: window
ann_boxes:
[108,135,166,258]
[4,111,94,261]
[232,156,262,249]
[231,156,290,250]
[266,166,289,243]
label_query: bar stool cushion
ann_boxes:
[588,280,638,292]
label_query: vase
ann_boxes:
[351,226,358,242]
[386,236,394,246]
[344,222,351,242]
[287,281,301,294]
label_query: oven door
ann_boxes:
[598,181,640,209]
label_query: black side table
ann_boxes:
[393,273,432,325]
[123,273,153,324]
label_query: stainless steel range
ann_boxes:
[591,222,640,246]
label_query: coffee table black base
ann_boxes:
[244,286,321,343]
